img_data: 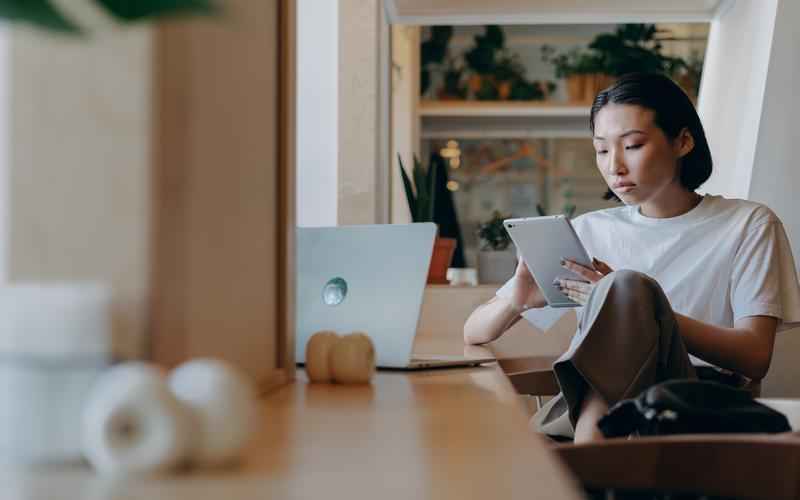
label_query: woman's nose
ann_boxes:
[608,148,626,175]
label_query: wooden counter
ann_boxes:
[0,365,582,499]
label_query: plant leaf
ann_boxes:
[0,0,81,33]
[398,155,418,222]
[427,155,438,222]
[92,0,217,22]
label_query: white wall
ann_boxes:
[698,0,778,200]
[0,26,8,283]
[698,0,800,397]
[8,25,152,359]
[744,0,800,398]
[338,0,384,225]
[297,0,338,227]
[297,0,388,227]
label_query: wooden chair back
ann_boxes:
[555,434,800,499]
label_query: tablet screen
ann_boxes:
[504,215,593,308]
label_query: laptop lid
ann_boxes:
[295,223,436,368]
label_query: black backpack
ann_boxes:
[598,379,791,438]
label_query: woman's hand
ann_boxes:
[556,258,614,306]
[511,257,547,311]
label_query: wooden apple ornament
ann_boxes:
[168,359,258,467]
[305,330,340,383]
[82,362,190,476]
[330,332,375,384]
[305,331,376,384]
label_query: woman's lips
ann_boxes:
[613,182,636,193]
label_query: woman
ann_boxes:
[463,73,800,443]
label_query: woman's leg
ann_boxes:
[573,390,608,443]
[538,270,696,441]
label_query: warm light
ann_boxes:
[450,157,460,169]
[439,147,460,159]
[446,181,459,191]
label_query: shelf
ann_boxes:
[419,101,593,140]
[419,100,591,118]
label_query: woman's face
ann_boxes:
[592,103,693,206]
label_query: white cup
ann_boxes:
[446,268,478,286]
[0,283,112,463]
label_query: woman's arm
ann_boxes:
[675,314,778,381]
[463,257,547,345]
[463,296,523,345]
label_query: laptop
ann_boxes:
[295,223,494,369]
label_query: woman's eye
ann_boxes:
[596,150,608,155]
[625,144,643,150]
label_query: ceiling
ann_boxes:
[384,0,732,25]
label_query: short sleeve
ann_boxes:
[494,276,570,332]
[730,218,800,331]
[495,276,516,300]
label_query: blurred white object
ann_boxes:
[758,398,800,431]
[446,267,478,286]
[0,283,111,463]
[169,359,258,467]
[478,249,517,284]
[83,362,190,476]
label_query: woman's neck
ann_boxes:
[639,185,703,219]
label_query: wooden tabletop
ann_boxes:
[1,365,583,500]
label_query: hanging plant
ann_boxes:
[420,25,454,96]
[0,0,217,34]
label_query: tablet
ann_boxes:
[504,215,594,308]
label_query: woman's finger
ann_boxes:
[561,259,601,282]
[592,257,614,276]
[562,286,588,306]
[558,279,591,294]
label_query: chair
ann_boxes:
[494,354,560,409]
[554,434,800,500]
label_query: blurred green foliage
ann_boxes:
[0,0,216,34]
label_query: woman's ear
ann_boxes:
[675,127,695,158]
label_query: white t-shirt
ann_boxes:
[498,195,800,364]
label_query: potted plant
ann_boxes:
[462,25,554,102]
[476,211,517,284]
[540,45,609,103]
[541,24,694,104]
[398,155,457,284]
[0,0,216,33]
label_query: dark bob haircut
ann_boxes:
[590,72,713,201]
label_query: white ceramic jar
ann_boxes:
[0,284,111,463]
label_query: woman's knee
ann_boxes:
[601,269,657,296]
[589,269,666,325]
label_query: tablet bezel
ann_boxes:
[504,215,594,308]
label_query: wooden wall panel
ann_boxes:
[151,0,295,391]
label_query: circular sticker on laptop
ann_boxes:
[322,277,347,306]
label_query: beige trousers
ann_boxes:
[533,270,697,438]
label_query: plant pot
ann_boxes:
[478,248,517,285]
[584,73,615,102]
[565,74,586,103]
[427,237,457,284]
[565,73,614,103]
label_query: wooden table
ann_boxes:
[0,364,583,499]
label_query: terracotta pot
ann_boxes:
[427,237,457,284]
[468,74,483,94]
[566,73,614,103]
[565,74,585,103]
[497,81,512,100]
[584,73,615,102]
